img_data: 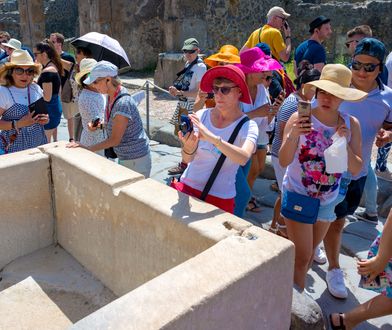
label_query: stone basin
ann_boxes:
[0,142,294,329]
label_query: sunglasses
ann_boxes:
[264,75,273,82]
[13,67,35,76]
[183,49,196,54]
[345,40,359,48]
[212,85,238,95]
[277,16,286,21]
[351,60,380,73]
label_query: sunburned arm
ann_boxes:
[346,116,362,176]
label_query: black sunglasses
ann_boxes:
[183,49,196,54]
[277,16,286,21]
[212,85,238,95]
[13,67,35,76]
[351,60,380,73]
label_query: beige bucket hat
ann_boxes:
[304,64,368,101]
[75,58,97,85]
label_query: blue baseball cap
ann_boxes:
[354,38,386,63]
[83,60,118,85]
[255,42,271,56]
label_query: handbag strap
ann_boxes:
[200,116,250,201]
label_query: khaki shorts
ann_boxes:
[62,101,78,119]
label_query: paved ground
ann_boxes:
[55,73,392,329]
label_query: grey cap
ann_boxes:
[83,60,118,85]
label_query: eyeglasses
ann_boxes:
[351,60,380,73]
[276,16,286,21]
[183,49,196,54]
[212,85,238,95]
[13,67,35,76]
[345,40,359,48]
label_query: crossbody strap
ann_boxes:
[200,116,250,201]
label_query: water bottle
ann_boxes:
[339,171,352,196]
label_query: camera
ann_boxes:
[179,114,193,136]
[91,117,101,128]
[206,92,214,99]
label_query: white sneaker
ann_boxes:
[326,268,348,299]
[313,246,327,264]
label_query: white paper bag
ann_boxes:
[324,132,348,173]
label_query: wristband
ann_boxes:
[182,147,197,155]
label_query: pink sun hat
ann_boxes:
[236,47,282,74]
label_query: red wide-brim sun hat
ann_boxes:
[200,65,252,104]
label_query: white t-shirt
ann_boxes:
[386,51,392,88]
[0,84,43,110]
[181,108,258,199]
[187,61,207,100]
[240,84,270,145]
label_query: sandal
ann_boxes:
[329,313,346,330]
[246,197,262,213]
[270,181,280,192]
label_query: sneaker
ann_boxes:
[375,168,392,182]
[326,268,348,299]
[313,246,327,264]
[354,211,378,224]
[168,162,187,175]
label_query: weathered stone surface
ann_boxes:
[291,286,325,330]
[154,52,185,89]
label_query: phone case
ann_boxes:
[29,97,48,115]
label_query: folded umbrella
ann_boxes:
[71,32,130,69]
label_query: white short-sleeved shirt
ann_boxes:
[386,51,392,88]
[240,84,270,145]
[187,61,206,100]
[0,84,43,111]
[181,108,258,199]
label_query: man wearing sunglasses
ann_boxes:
[168,38,207,175]
[323,38,392,300]
[345,25,372,57]
[241,6,291,62]
[294,16,332,77]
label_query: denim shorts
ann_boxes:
[318,193,346,222]
[257,144,267,150]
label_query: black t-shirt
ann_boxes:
[38,71,61,95]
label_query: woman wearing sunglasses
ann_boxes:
[236,47,283,213]
[172,65,258,214]
[0,49,48,154]
[279,64,366,291]
[34,40,63,143]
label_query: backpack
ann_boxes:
[61,63,75,103]
[276,69,296,97]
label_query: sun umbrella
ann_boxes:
[71,32,130,69]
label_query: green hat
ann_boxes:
[182,38,199,51]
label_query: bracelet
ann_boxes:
[214,136,223,146]
[182,147,197,155]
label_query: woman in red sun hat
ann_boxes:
[171,65,258,213]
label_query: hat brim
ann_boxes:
[83,74,96,85]
[200,65,252,104]
[75,69,91,85]
[236,57,282,74]
[182,45,198,51]
[204,53,240,67]
[0,62,41,84]
[309,18,330,32]
[1,42,17,50]
[304,80,368,102]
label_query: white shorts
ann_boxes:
[62,101,78,119]
[271,155,286,190]
[118,152,152,178]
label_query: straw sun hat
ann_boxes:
[0,49,41,82]
[304,64,367,101]
[75,58,97,85]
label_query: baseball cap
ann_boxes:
[354,38,386,63]
[309,16,330,33]
[182,38,199,51]
[267,6,290,19]
[83,60,118,85]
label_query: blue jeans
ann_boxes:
[363,162,378,216]
[375,142,391,172]
[234,160,252,218]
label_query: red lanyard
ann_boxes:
[105,86,121,122]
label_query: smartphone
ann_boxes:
[284,21,289,29]
[29,98,48,115]
[297,100,311,122]
[91,117,100,128]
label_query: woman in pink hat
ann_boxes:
[171,65,258,214]
[236,47,283,212]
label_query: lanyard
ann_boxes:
[105,85,121,122]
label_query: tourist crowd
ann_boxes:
[0,6,391,328]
